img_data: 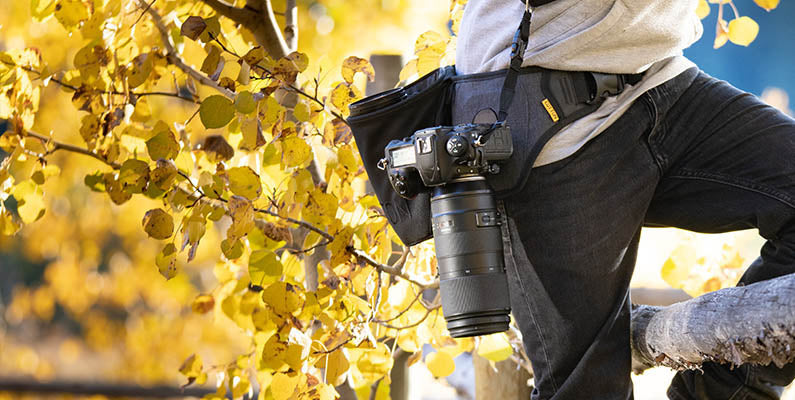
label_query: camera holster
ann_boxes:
[349,7,642,246]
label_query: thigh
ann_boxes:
[645,72,795,399]
[502,93,660,399]
[646,71,795,283]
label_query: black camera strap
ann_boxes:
[478,1,644,147]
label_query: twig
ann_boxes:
[4,62,198,104]
[132,0,156,28]
[375,304,440,331]
[23,130,120,169]
[351,247,439,290]
[139,0,234,99]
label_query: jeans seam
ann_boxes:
[643,94,665,174]
[668,168,795,210]
[503,215,560,393]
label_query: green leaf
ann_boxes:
[200,95,235,129]
[227,166,261,200]
[142,208,174,240]
[235,90,256,114]
[221,238,243,259]
[248,250,283,286]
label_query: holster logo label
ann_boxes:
[542,98,559,122]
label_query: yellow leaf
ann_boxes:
[192,294,215,314]
[477,332,512,362]
[0,209,21,236]
[142,208,174,240]
[322,350,349,386]
[728,16,759,46]
[149,159,177,191]
[262,282,302,315]
[156,243,178,279]
[754,0,779,10]
[399,59,418,82]
[54,0,89,31]
[330,82,362,117]
[280,135,312,168]
[126,53,153,89]
[118,159,150,194]
[242,46,266,67]
[249,250,283,286]
[226,195,255,242]
[701,277,722,294]
[425,351,455,378]
[270,373,299,400]
[227,166,262,200]
[696,0,710,19]
[341,56,375,84]
[32,0,58,21]
[13,180,45,224]
[179,353,203,379]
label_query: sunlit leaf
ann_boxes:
[477,332,512,362]
[341,56,375,84]
[696,0,710,19]
[156,243,178,279]
[249,250,283,286]
[728,16,759,46]
[54,0,89,31]
[753,0,779,10]
[227,166,261,200]
[234,90,256,114]
[425,351,455,378]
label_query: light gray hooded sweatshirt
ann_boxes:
[456,0,704,166]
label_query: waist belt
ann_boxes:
[348,3,647,246]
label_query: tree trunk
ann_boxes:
[632,273,795,371]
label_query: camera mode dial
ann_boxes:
[446,135,468,157]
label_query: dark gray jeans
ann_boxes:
[501,68,795,399]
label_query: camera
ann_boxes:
[380,123,514,338]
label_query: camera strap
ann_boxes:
[478,1,644,146]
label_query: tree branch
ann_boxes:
[139,0,234,99]
[631,273,795,372]
[24,131,120,169]
[284,0,298,51]
[199,0,289,59]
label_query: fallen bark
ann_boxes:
[631,273,795,372]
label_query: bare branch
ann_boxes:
[23,130,121,169]
[138,0,234,99]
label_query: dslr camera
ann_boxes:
[379,123,514,338]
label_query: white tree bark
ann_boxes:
[631,273,795,371]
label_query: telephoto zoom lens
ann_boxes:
[430,176,511,338]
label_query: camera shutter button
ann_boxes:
[446,135,468,157]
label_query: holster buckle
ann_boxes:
[587,72,626,103]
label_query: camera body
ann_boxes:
[383,123,512,199]
[380,123,514,338]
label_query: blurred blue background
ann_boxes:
[685,1,794,100]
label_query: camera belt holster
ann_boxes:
[348,6,643,246]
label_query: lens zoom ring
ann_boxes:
[439,273,511,319]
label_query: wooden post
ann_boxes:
[474,355,533,399]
